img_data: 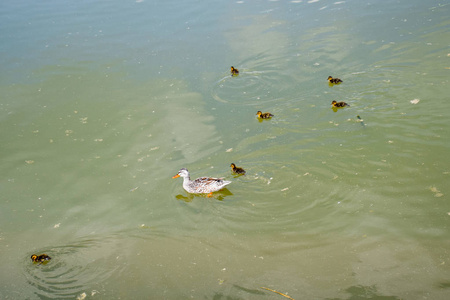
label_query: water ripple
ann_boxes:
[211,69,283,106]
[24,237,124,299]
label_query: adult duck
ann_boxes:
[172,168,231,197]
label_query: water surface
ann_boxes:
[1,0,449,299]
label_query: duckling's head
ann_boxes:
[331,101,337,105]
[31,254,37,261]
[328,76,333,81]
[173,168,189,179]
[256,111,262,116]
[230,163,236,168]
[231,66,236,71]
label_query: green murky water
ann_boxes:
[1,0,449,299]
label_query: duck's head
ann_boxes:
[31,254,37,261]
[328,76,333,81]
[331,101,337,105]
[231,66,236,71]
[230,163,236,168]
[172,168,189,179]
[256,111,262,116]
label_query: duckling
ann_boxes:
[230,163,246,175]
[328,76,343,84]
[256,111,274,119]
[231,66,239,76]
[31,254,51,264]
[331,100,349,108]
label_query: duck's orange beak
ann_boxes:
[172,174,180,179]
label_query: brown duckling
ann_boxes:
[256,111,274,119]
[231,66,239,76]
[31,254,51,264]
[328,76,343,84]
[331,100,350,108]
[230,163,246,175]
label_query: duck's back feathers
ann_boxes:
[189,177,231,193]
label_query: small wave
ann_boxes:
[24,237,125,299]
[211,70,276,105]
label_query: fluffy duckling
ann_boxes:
[256,111,274,119]
[230,163,246,175]
[328,76,343,84]
[331,100,349,108]
[31,254,51,264]
[231,66,239,76]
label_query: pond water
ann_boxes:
[1,0,449,299]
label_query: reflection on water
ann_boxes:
[175,189,233,202]
[1,0,450,299]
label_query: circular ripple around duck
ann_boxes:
[211,70,282,106]
[24,237,124,299]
